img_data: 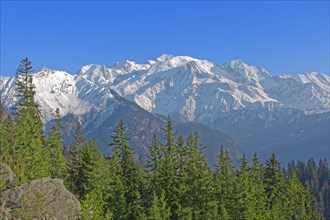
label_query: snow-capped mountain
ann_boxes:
[0,63,241,165]
[1,54,329,163]
[78,55,329,120]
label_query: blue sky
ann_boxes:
[1,1,329,77]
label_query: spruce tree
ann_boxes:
[0,117,17,164]
[158,115,180,218]
[214,146,236,218]
[109,119,146,219]
[249,152,267,219]
[14,58,49,182]
[82,191,108,219]
[80,139,106,196]
[148,190,170,220]
[234,154,251,220]
[180,133,214,219]
[80,140,113,218]
[67,121,85,198]
[263,153,288,219]
[146,133,163,210]
[46,108,67,179]
[287,171,315,219]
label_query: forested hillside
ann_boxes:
[0,58,328,219]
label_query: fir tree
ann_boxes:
[249,152,267,219]
[46,108,67,179]
[109,119,146,219]
[148,190,170,220]
[146,134,163,210]
[14,58,49,182]
[180,133,214,219]
[0,117,17,164]
[287,171,315,219]
[234,154,251,220]
[158,115,180,218]
[80,140,113,219]
[214,146,236,219]
[67,121,85,198]
[82,191,108,219]
[263,153,288,219]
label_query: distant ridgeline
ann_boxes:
[0,58,329,219]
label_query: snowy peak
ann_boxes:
[261,72,330,113]
[1,54,329,125]
[111,60,150,72]
[150,54,212,74]
[156,54,174,62]
[220,59,270,82]
[278,72,330,91]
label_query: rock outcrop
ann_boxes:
[0,102,7,122]
[0,162,17,186]
[0,164,81,219]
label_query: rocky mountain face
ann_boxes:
[1,55,329,163]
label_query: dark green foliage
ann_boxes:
[46,108,67,179]
[179,133,214,219]
[287,158,329,219]
[148,190,170,220]
[67,121,85,198]
[109,119,147,220]
[11,58,50,182]
[214,146,236,218]
[0,117,18,164]
[147,134,162,194]
[0,58,68,185]
[263,153,289,219]
[0,77,324,219]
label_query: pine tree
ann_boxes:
[317,159,329,218]
[80,139,113,218]
[249,152,267,219]
[0,117,17,164]
[263,153,288,219]
[108,173,127,220]
[109,119,147,219]
[148,190,170,220]
[46,108,67,179]
[67,121,85,198]
[14,58,50,182]
[82,191,108,219]
[233,154,251,220]
[146,134,163,209]
[180,133,214,219]
[157,115,181,218]
[287,171,316,219]
[214,146,236,219]
[80,139,106,196]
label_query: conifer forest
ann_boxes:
[0,59,329,219]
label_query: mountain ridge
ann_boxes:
[1,54,329,163]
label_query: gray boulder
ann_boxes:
[0,162,17,186]
[0,177,81,219]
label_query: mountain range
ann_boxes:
[1,54,329,165]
